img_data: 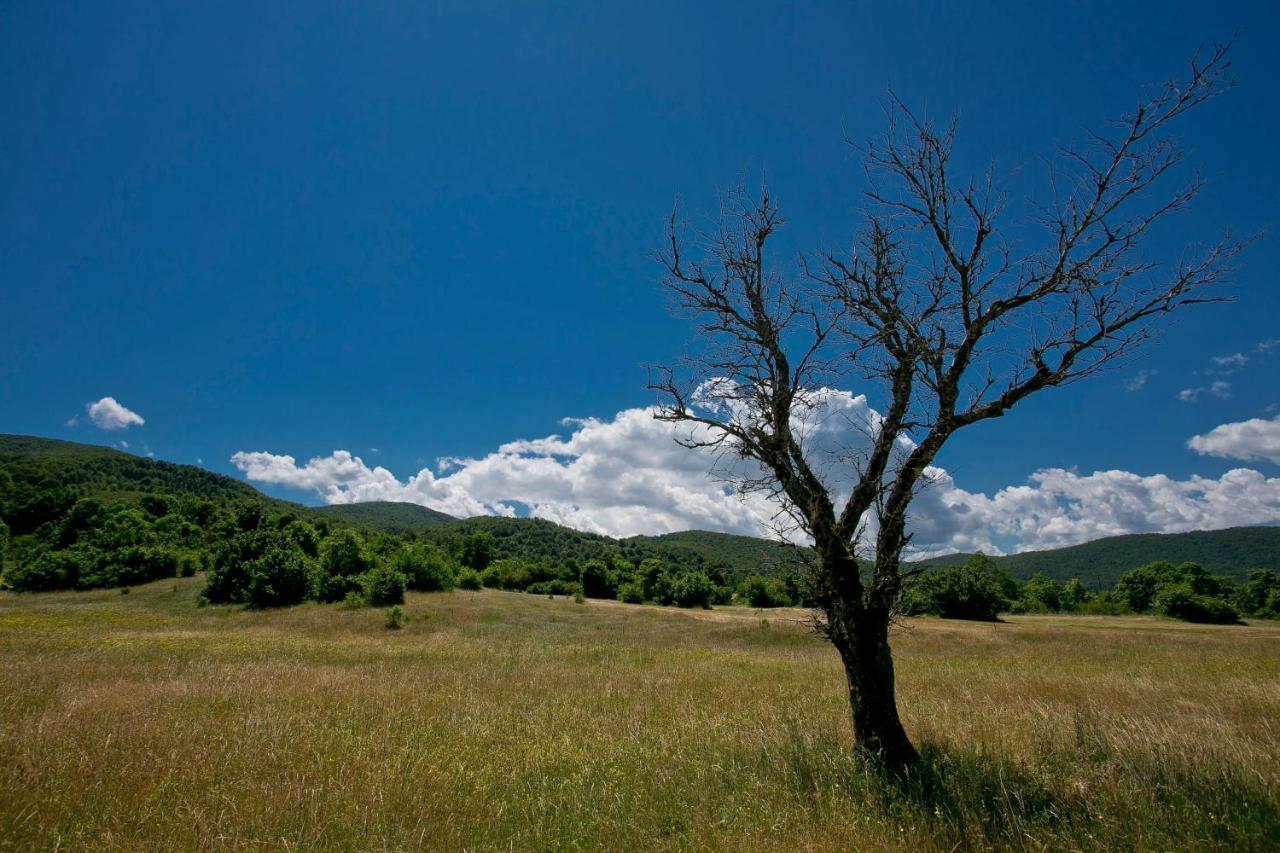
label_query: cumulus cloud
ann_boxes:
[84,396,145,430]
[1188,415,1280,466]
[232,396,1280,556]
[915,466,1280,555]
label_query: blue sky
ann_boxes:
[3,2,1278,552]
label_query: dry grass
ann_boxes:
[0,579,1276,851]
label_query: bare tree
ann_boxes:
[651,47,1240,771]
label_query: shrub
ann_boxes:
[580,559,618,599]
[617,580,645,604]
[457,568,482,590]
[393,544,457,592]
[904,559,1004,621]
[1155,583,1241,624]
[363,565,406,607]
[1021,572,1064,613]
[177,552,200,577]
[83,545,179,589]
[314,530,371,603]
[6,549,87,591]
[740,574,793,608]
[527,578,579,597]
[1076,590,1130,615]
[488,558,532,591]
[340,590,367,609]
[1235,569,1280,619]
[385,605,405,630]
[244,546,310,608]
[460,531,494,570]
[671,571,715,609]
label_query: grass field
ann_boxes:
[1,579,1277,851]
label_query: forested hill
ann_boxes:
[914,526,1280,585]
[1,434,1276,585]
[311,501,456,534]
[0,434,287,534]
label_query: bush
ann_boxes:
[363,565,406,607]
[1021,572,1064,613]
[6,549,87,591]
[460,531,494,570]
[1076,590,1131,615]
[671,571,715,609]
[314,530,370,603]
[385,605,405,630]
[739,574,793,608]
[617,580,645,604]
[457,568,482,590]
[527,578,579,597]
[1235,569,1280,619]
[244,546,310,608]
[903,559,1005,621]
[580,559,618,599]
[393,544,457,592]
[1155,583,1241,624]
[82,545,179,589]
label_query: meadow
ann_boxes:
[1,578,1277,851]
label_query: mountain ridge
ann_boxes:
[2,433,1275,583]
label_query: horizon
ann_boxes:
[3,2,1279,556]
[3,430,1275,562]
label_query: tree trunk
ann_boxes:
[835,613,919,771]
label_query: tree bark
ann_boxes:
[817,545,920,772]
[831,611,919,771]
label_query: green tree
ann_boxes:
[1023,572,1064,613]
[460,531,494,571]
[315,529,370,603]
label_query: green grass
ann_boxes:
[1,579,1278,851]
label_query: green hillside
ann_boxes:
[914,526,1280,586]
[626,530,811,575]
[2,433,1276,587]
[311,501,456,534]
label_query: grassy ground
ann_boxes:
[1,579,1277,851]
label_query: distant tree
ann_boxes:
[460,531,494,571]
[580,559,617,599]
[363,564,407,607]
[903,558,1005,621]
[315,529,370,603]
[671,571,715,609]
[651,48,1237,769]
[1022,573,1065,613]
[740,574,793,608]
[1062,578,1090,611]
[1235,569,1280,619]
[245,544,310,608]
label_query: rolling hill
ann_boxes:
[2,434,1275,585]
[913,526,1280,585]
[310,501,457,534]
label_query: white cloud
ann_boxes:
[84,396,145,430]
[1123,369,1156,391]
[1257,338,1280,354]
[232,395,1280,556]
[913,466,1280,556]
[1188,415,1280,466]
[1211,352,1249,372]
[1177,380,1231,403]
